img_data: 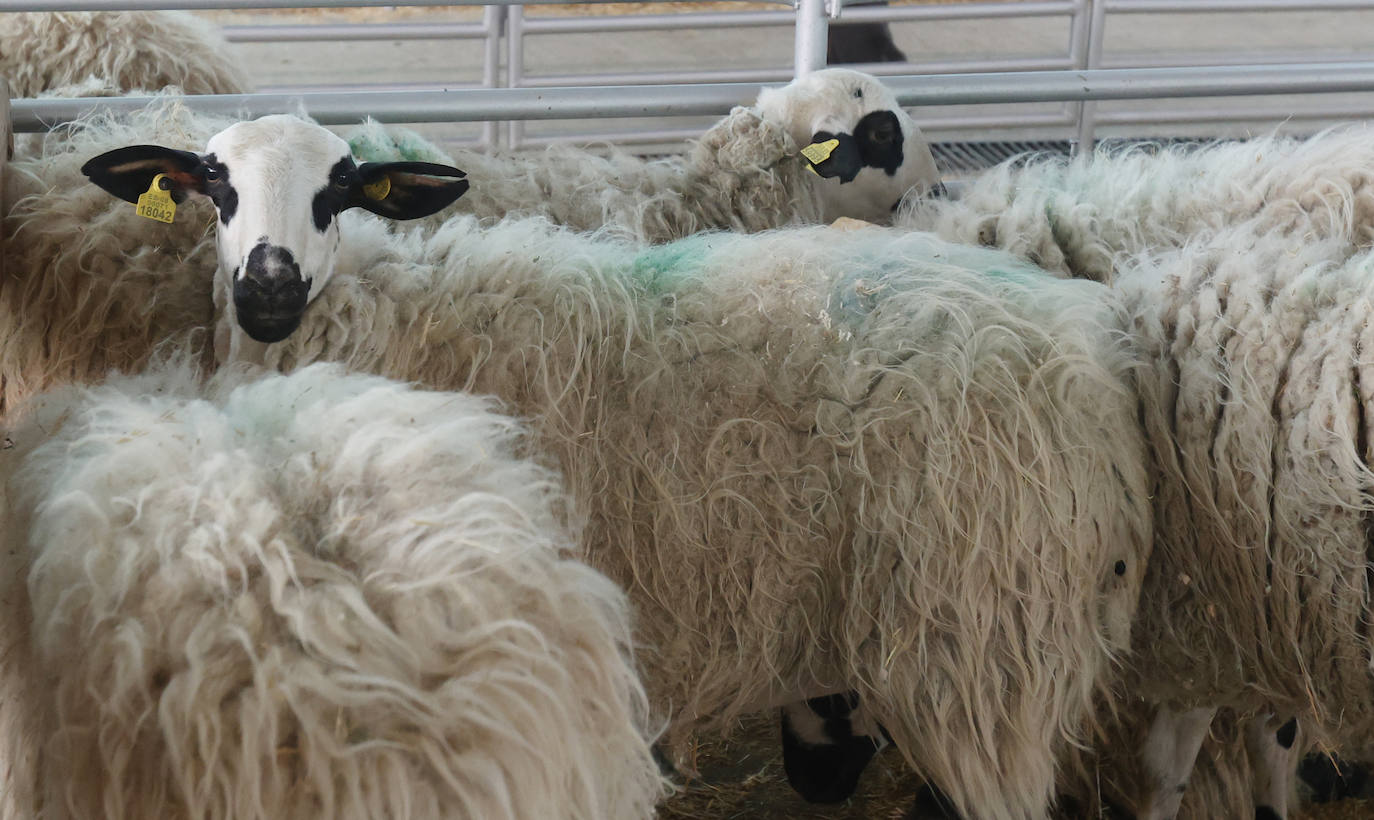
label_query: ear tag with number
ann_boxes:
[135,174,176,224]
[363,176,392,201]
[800,138,840,168]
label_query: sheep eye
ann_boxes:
[203,166,221,182]
[333,170,353,189]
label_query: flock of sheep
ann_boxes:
[3,8,1374,820]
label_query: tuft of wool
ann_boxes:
[0,357,666,820]
[0,11,252,99]
[251,215,1152,820]
[1,94,230,416]
[898,127,1374,282]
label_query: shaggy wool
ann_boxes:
[242,214,1153,820]
[898,127,1374,283]
[1118,228,1374,745]
[348,68,942,241]
[0,95,230,416]
[0,358,666,820]
[0,11,251,99]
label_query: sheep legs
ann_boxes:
[779,694,887,803]
[1136,705,1217,820]
[1247,716,1300,820]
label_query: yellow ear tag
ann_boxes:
[135,174,176,224]
[800,138,840,167]
[363,176,391,201]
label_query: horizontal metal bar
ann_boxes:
[1092,103,1374,124]
[222,22,491,42]
[519,10,794,32]
[255,82,490,94]
[879,62,1374,105]
[1103,0,1374,11]
[519,57,1075,88]
[836,1,1079,21]
[0,0,783,10]
[16,64,1374,133]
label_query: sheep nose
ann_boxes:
[233,242,311,344]
[242,241,302,287]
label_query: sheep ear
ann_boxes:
[801,131,862,183]
[351,162,469,220]
[82,145,204,204]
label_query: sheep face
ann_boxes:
[82,114,468,352]
[757,68,941,223]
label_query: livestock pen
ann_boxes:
[8,2,1374,819]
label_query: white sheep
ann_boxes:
[897,126,1374,283]
[0,356,666,819]
[264,215,1153,820]
[349,67,943,240]
[888,129,1374,820]
[0,11,252,99]
[82,110,1150,818]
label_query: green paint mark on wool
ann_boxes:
[628,234,718,294]
[347,124,456,165]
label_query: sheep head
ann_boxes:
[82,113,468,358]
[756,68,942,223]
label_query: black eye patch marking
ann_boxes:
[312,156,357,232]
[201,152,238,226]
[854,110,905,178]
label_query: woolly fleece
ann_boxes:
[0,11,251,99]
[0,359,665,819]
[251,215,1152,820]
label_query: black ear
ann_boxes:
[802,131,863,183]
[81,145,205,204]
[350,161,469,220]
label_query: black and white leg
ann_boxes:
[1248,716,1299,820]
[780,692,888,803]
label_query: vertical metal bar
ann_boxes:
[1,77,9,280]
[507,3,525,148]
[793,0,828,77]
[1074,0,1106,152]
[482,4,503,150]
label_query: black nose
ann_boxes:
[234,242,310,343]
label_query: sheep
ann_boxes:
[0,356,666,819]
[349,67,943,240]
[896,126,1374,284]
[264,217,1153,820]
[83,110,1152,817]
[0,11,252,100]
[1,96,467,417]
[1077,226,1374,820]
[0,93,228,416]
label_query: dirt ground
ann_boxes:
[661,714,1374,819]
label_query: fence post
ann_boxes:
[1,77,9,280]
[793,0,829,77]
[1073,0,1106,153]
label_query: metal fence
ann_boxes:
[7,0,1374,153]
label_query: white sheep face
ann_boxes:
[81,113,469,362]
[756,68,942,223]
[204,115,354,346]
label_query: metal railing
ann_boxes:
[6,0,1374,152]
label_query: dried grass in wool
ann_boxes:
[0,357,665,820]
[898,126,1374,282]
[1,94,231,416]
[248,215,1152,820]
[0,11,251,99]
